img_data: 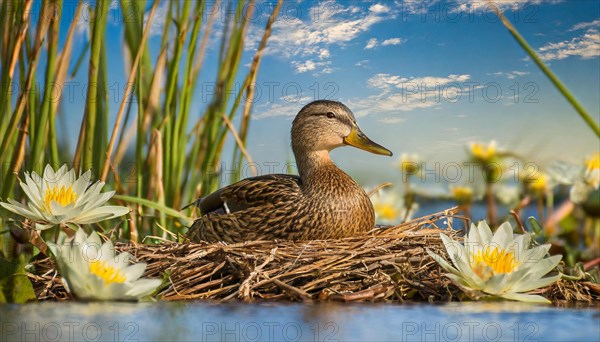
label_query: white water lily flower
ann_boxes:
[547,156,599,204]
[450,185,475,205]
[570,154,600,204]
[397,153,421,176]
[523,171,553,196]
[0,164,129,229]
[427,220,562,303]
[493,184,521,206]
[47,229,161,301]
[370,189,417,225]
[584,153,600,189]
[468,141,498,165]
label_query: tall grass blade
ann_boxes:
[489,2,600,137]
[100,0,160,182]
[0,1,50,166]
[1,0,282,241]
[0,1,33,144]
[52,2,83,164]
[30,0,62,168]
[233,0,284,181]
[113,194,192,226]
[77,0,109,174]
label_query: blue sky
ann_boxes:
[50,0,599,187]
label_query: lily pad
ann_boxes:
[0,254,37,303]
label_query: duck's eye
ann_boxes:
[326,112,336,119]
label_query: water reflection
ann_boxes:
[1,301,598,341]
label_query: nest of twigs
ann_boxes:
[27,207,599,302]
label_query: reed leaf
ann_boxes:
[233,0,283,182]
[52,2,83,164]
[489,2,600,137]
[0,0,50,163]
[113,194,192,226]
[32,0,62,168]
[0,1,33,143]
[100,0,159,182]
[75,0,109,175]
[1,0,281,240]
[0,0,51,197]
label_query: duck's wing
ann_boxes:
[199,174,302,215]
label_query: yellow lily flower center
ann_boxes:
[451,186,473,203]
[375,203,400,221]
[400,159,420,175]
[526,173,548,194]
[44,184,77,212]
[89,260,126,284]
[586,153,600,171]
[471,246,518,280]
[471,143,496,163]
[585,153,600,189]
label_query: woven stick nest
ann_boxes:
[27,207,599,302]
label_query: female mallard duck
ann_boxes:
[187,100,392,243]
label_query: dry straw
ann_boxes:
[27,208,598,303]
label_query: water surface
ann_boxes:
[1,301,598,341]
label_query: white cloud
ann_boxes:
[537,29,600,61]
[347,73,473,117]
[268,1,393,54]
[450,0,562,13]
[382,38,404,46]
[281,95,312,104]
[261,1,396,72]
[254,103,300,120]
[349,6,361,14]
[570,20,600,31]
[144,1,170,37]
[292,60,317,73]
[319,67,334,75]
[369,3,390,14]
[74,1,127,39]
[368,73,470,90]
[398,0,562,16]
[318,48,331,59]
[365,38,378,49]
[355,60,370,67]
[254,71,474,121]
[254,96,312,119]
[75,0,127,38]
[292,59,332,74]
[74,14,90,39]
[490,70,530,79]
[365,37,403,49]
[378,117,406,124]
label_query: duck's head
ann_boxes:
[291,100,393,157]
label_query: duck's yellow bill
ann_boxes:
[343,127,393,156]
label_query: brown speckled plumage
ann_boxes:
[187,100,392,243]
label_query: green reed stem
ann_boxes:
[0,1,49,168]
[80,0,108,174]
[170,2,205,209]
[31,0,62,168]
[100,0,159,182]
[491,3,600,137]
[113,194,192,226]
[233,0,283,181]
